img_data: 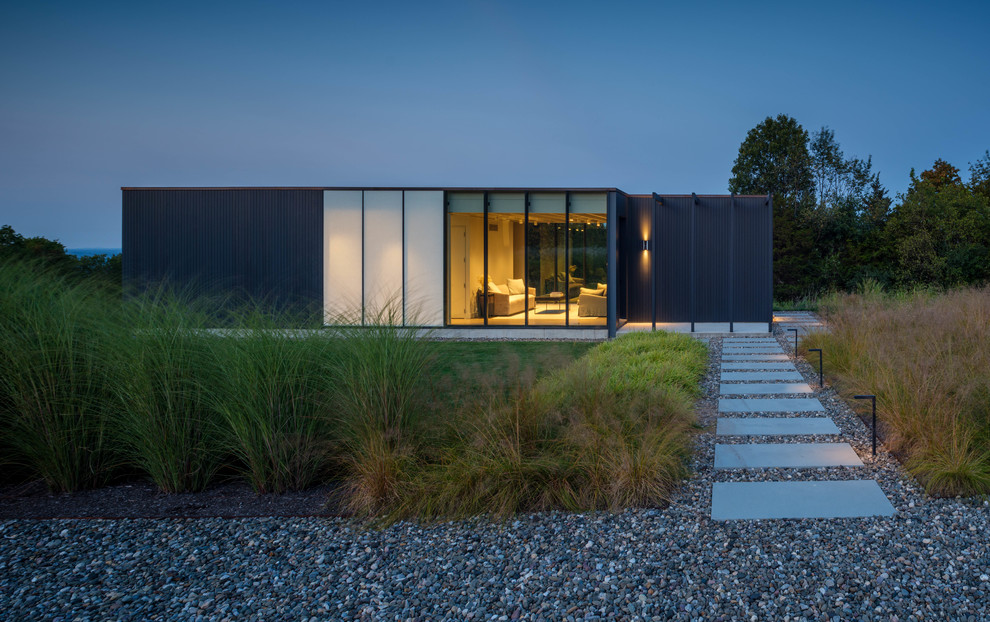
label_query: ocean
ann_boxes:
[66,248,122,258]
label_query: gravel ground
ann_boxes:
[3,326,990,621]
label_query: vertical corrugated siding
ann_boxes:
[622,196,653,322]
[732,197,773,322]
[613,192,629,320]
[621,194,771,324]
[122,189,323,313]
[655,196,692,322]
[693,196,732,322]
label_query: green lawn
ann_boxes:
[428,340,596,382]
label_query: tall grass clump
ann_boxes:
[108,289,223,493]
[403,331,707,521]
[803,286,990,496]
[0,261,117,491]
[204,307,335,494]
[329,300,437,516]
[774,293,821,312]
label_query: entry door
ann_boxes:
[450,224,469,318]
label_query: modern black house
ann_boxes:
[122,187,772,337]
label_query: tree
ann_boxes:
[729,114,814,205]
[809,126,874,209]
[885,160,990,286]
[729,114,817,299]
[0,224,121,288]
[910,158,962,192]
[969,150,990,201]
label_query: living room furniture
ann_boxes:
[577,284,607,317]
[484,279,537,317]
[535,291,565,311]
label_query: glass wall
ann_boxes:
[447,193,485,325]
[487,193,527,325]
[324,189,445,327]
[568,193,608,326]
[446,191,607,328]
[324,190,363,323]
[527,193,567,325]
[364,191,403,323]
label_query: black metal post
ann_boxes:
[808,348,823,388]
[787,327,798,352]
[854,394,877,457]
[524,192,529,327]
[483,192,489,325]
[729,194,735,333]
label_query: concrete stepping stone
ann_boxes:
[714,442,863,468]
[716,417,839,436]
[720,371,804,381]
[722,354,791,361]
[723,347,784,353]
[723,338,778,344]
[719,398,825,412]
[711,480,895,520]
[721,362,798,370]
[720,383,813,395]
[724,344,783,349]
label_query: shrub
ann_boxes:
[329,300,438,515]
[108,290,224,493]
[400,331,706,521]
[203,309,336,494]
[0,262,117,491]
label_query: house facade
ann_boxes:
[122,187,772,337]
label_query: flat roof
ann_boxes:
[120,187,768,198]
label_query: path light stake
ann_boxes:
[854,394,877,457]
[787,328,798,353]
[808,348,823,388]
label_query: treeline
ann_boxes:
[729,114,990,300]
[0,224,121,287]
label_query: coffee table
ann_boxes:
[535,291,565,311]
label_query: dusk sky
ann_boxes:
[1,1,988,247]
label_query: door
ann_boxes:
[450,224,469,318]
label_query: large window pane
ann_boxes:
[526,193,566,325]
[568,214,608,325]
[487,193,526,325]
[404,191,444,326]
[324,190,363,324]
[447,193,484,325]
[363,191,403,324]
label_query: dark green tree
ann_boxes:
[969,150,990,201]
[805,126,881,290]
[729,114,817,299]
[0,224,121,288]
[884,160,990,286]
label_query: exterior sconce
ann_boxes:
[642,240,651,251]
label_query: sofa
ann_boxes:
[577,284,607,317]
[488,278,536,317]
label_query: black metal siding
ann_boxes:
[693,196,733,322]
[622,195,653,322]
[613,192,628,320]
[732,197,773,322]
[655,197,693,322]
[122,189,323,312]
[623,194,771,324]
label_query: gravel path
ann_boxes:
[3,329,990,621]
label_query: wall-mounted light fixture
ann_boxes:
[642,240,651,251]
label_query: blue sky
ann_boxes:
[1,0,988,247]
